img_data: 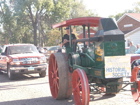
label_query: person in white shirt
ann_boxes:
[128,41,137,54]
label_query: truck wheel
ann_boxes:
[39,71,46,77]
[7,65,15,80]
[0,70,3,74]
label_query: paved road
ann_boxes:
[0,72,138,105]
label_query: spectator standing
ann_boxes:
[135,44,140,54]
[128,41,137,54]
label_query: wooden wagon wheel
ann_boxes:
[72,68,90,105]
[131,66,140,104]
[48,53,72,99]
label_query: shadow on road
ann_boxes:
[0,81,48,91]
[0,96,74,105]
[90,93,116,102]
[0,72,48,83]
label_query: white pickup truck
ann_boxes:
[0,43,47,80]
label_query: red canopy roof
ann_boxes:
[52,17,102,28]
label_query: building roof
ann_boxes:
[117,13,140,23]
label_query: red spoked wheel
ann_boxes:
[131,66,140,104]
[72,68,90,105]
[48,53,72,99]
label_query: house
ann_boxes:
[125,27,140,47]
[117,13,140,47]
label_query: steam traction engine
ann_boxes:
[48,17,140,105]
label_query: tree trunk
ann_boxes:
[33,25,38,46]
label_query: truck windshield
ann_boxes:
[9,45,39,54]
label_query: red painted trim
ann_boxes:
[52,17,102,28]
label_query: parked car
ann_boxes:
[45,46,65,62]
[0,43,47,80]
[48,46,61,53]
[46,46,60,61]
[37,47,45,53]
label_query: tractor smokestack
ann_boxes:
[95,18,124,36]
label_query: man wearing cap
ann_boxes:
[62,27,76,53]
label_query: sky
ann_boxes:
[83,0,139,17]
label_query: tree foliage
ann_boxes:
[109,9,135,21]
[0,0,99,46]
[109,2,140,21]
[133,2,140,12]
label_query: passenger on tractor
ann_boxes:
[62,27,76,53]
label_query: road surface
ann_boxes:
[0,72,138,105]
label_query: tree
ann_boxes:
[109,2,140,21]
[70,0,96,19]
[0,0,32,44]
[10,0,51,46]
[0,0,15,44]
[133,2,140,12]
[0,0,97,46]
[109,10,134,21]
[46,0,97,46]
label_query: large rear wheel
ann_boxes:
[131,66,140,104]
[48,53,72,99]
[72,68,90,105]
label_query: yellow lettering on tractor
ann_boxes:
[96,57,103,61]
[95,71,102,76]
[95,46,103,56]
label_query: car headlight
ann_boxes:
[39,56,46,63]
[10,58,20,65]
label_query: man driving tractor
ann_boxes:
[62,27,76,53]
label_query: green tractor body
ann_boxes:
[68,18,131,94]
[70,18,129,79]
[49,17,139,105]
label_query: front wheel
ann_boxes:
[131,66,140,104]
[39,71,46,77]
[7,64,15,80]
[72,68,90,105]
[0,70,3,74]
